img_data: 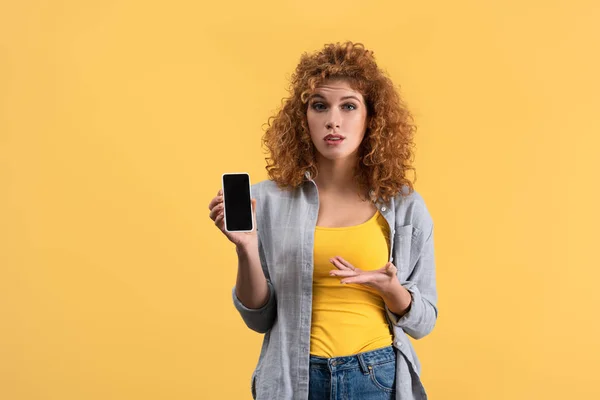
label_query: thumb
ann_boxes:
[251,198,258,232]
[385,262,397,275]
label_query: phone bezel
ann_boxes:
[221,172,254,233]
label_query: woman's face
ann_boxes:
[306,80,368,163]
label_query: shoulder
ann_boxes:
[251,180,302,231]
[392,185,433,235]
[250,179,286,200]
[250,179,300,209]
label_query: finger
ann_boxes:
[214,213,224,227]
[218,189,223,196]
[334,256,357,271]
[341,275,372,285]
[209,203,224,220]
[208,195,223,210]
[330,258,352,271]
[329,269,359,277]
[340,271,378,284]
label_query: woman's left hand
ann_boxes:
[328,256,397,293]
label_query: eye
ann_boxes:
[311,102,327,111]
[342,103,357,111]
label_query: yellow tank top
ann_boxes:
[310,209,393,358]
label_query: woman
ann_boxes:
[208,42,438,400]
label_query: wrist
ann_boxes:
[383,281,412,317]
[235,238,258,255]
[376,275,402,296]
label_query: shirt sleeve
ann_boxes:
[232,235,277,334]
[386,223,438,339]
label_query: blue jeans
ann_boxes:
[308,346,396,400]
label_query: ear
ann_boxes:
[365,113,373,131]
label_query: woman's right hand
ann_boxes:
[208,189,258,248]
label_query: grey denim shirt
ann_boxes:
[232,172,438,400]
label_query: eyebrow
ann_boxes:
[308,94,363,103]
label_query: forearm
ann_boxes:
[235,239,270,309]
[378,278,412,318]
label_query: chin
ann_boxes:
[317,150,356,161]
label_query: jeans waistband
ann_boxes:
[309,346,395,373]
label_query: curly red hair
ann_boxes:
[262,41,417,202]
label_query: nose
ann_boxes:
[325,109,341,130]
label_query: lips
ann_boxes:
[324,134,345,141]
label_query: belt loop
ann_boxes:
[357,353,370,375]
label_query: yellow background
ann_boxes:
[1,1,599,399]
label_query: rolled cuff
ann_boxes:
[232,280,277,333]
[386,283,437,339]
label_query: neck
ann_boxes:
[313,156,359,194]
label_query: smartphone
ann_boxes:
[221,173,254,232]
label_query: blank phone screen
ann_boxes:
[222,174,253,231]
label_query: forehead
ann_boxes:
[312,80,364,100]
